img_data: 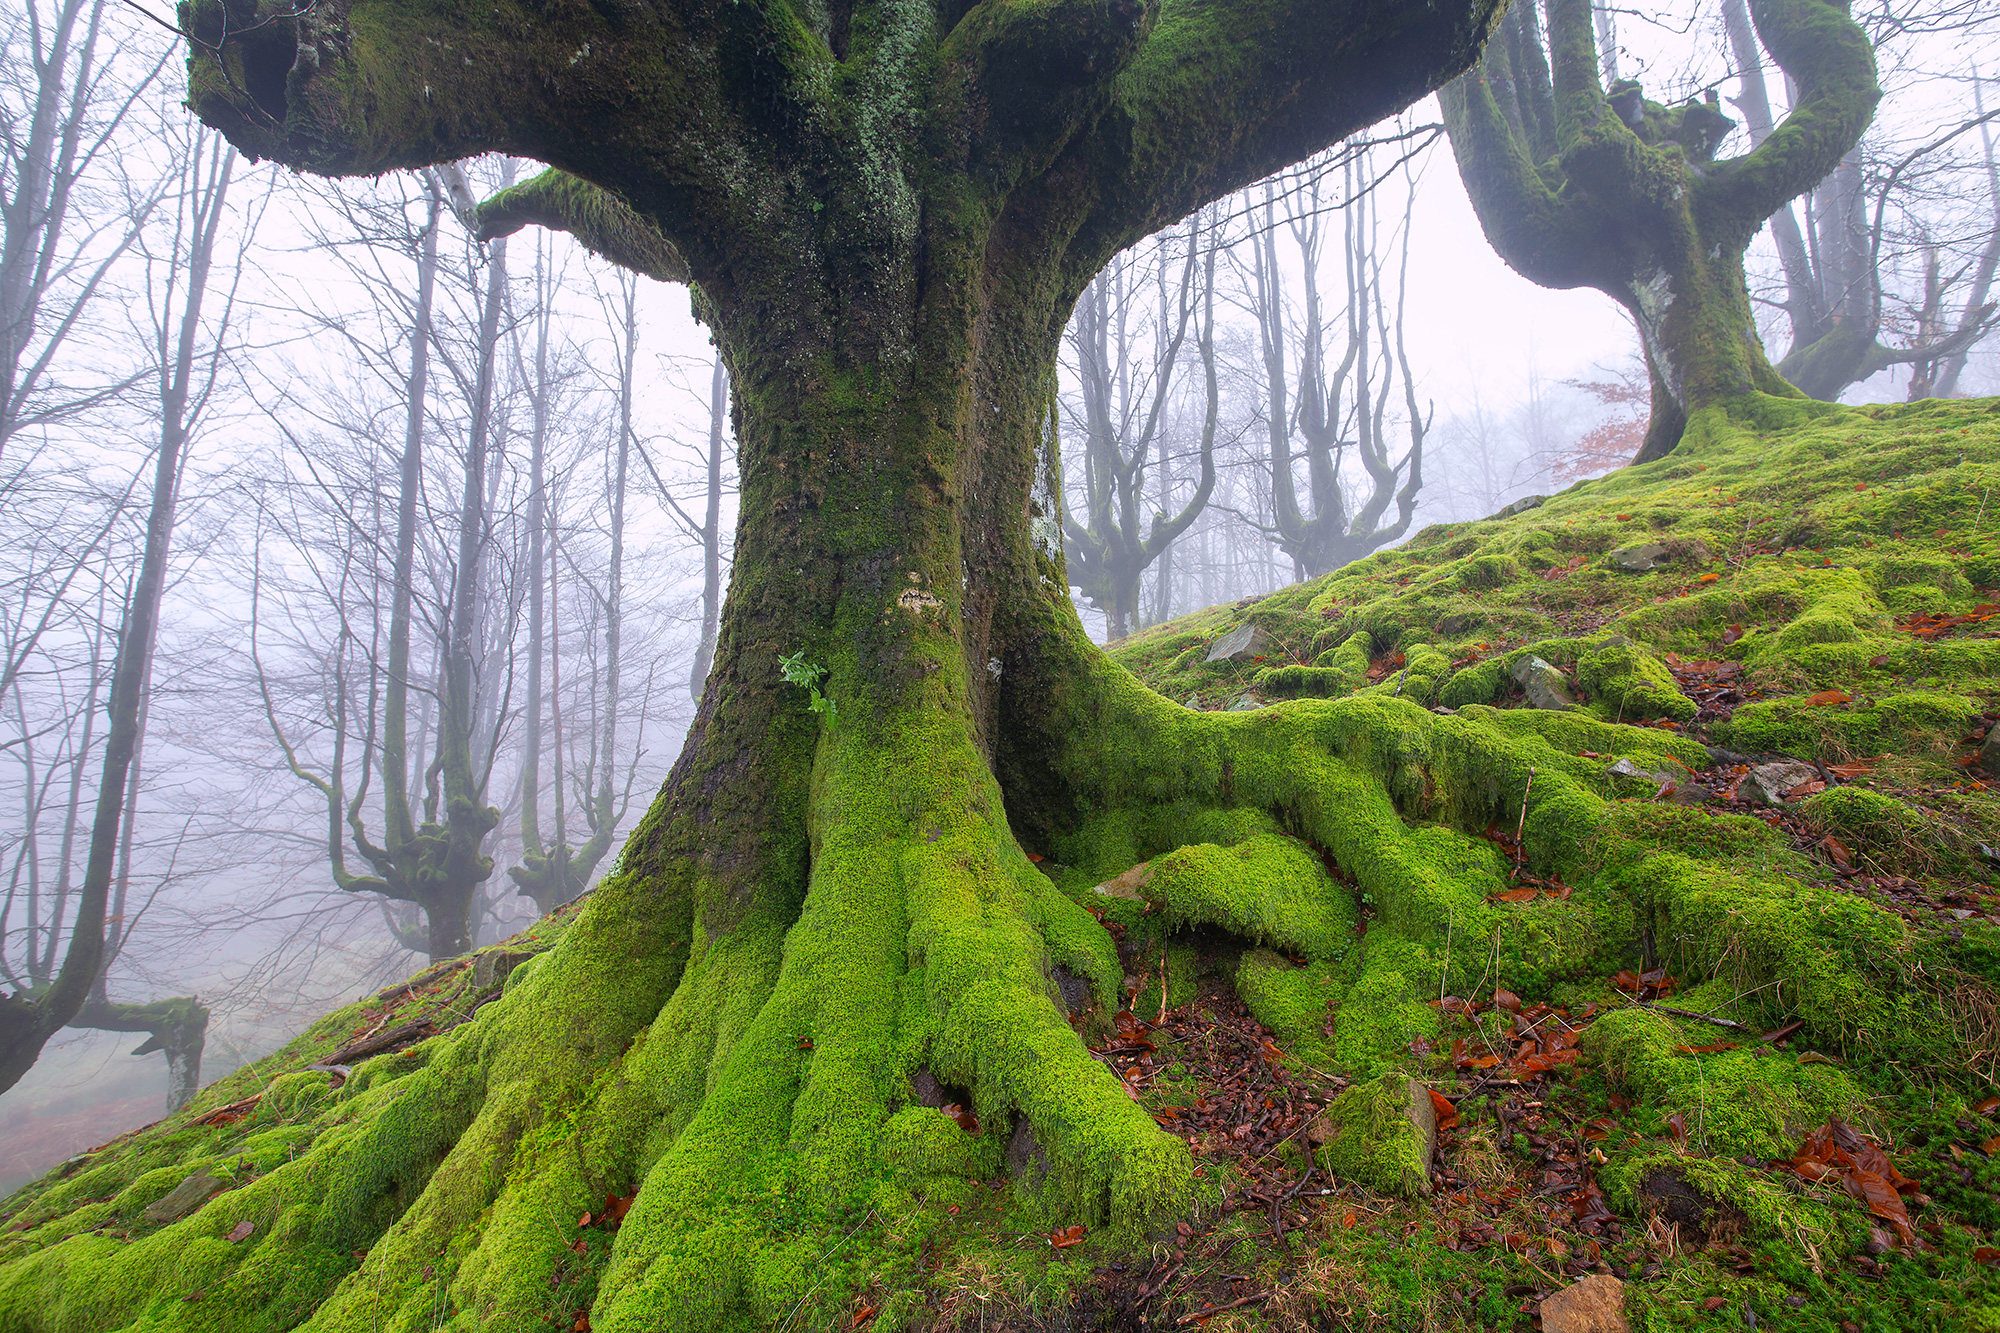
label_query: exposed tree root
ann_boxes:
[0,537,1988,1330]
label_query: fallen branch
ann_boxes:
[1637,1002,1748,1031]
[1178,1292,1269,1324]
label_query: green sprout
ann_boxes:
[778,650,835,725]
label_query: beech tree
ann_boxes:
[1720,0,2000,403]
[1060,215,1218,641]
[142,1,1502,1323]
[1238,146,1429,579]
[1440,0,1881,460]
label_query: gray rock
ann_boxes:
[1611,542,1672,571]
[1979,724,2000,779]
[1091,862,1152,902]
[1539,1274,1632,1333]
[1607,758,1707,804]
[1749,760,1821,806]
[472,947,534,989]
[1226,692,1263,711]
[1511,655,1579,711]
[1495,494,1549,518]
[1607,757,1674,784]
[143,1169,227,1224]
[1205,623,1269,663]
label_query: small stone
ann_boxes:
[1978,725,2000,779]
[1511,655,1579,711]
[1611,542,1671,571]
[1607,758,1707,804]
[1091,862,1153,901]
[1205,623,1269,663]
[1226,692,1262,711]
[1539,1274,1631,1333]
[1494,494,1549,518]
[143,1170,227,1224]
[472,947,534,989]
[1749,760,1820,806]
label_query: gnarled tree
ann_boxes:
[1440,0,1881,461]
[160,0,1502,1322]
[1721,0,1999,403]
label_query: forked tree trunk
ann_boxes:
[1441,0,1880,460]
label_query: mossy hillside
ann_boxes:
[1117,398,2000,743]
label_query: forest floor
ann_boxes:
[3,397,1999,1332]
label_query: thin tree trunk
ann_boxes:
[691,351,726,699]
[0,137,233,1096]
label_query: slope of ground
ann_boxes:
[1,398,1997,1332]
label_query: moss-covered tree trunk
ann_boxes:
[1440,0,1879,461]
[23,2,1527,1326]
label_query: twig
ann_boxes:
[1178,1292,1270,1323]
[1509,768,1536,881]
[1637,1002,1748,1031]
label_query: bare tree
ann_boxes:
[510,270,645,913]
[0,124,239,1099]
[256,168,513,963]
[638,347,733,700]
[0,0,168,462]
[1061,213,1218,640]
[1237,146,1428,580]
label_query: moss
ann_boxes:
[1598,1150,1844,1250]
[1253,663,1351,698]
[1577,633,1696,722]
[1235,949,1341,1067]
[1145,833,1356,959]
[1312,1071,1433,1198]
[1438,657,1502,707]
[1581,1005,1870,1159]
[1798,785,1975,876]
[1722,689,1981,759]
[1329,942,1441,1077]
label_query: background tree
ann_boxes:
[1236,141,1430,579]
[1722,0,1999,402]
[1440,0,1881,460]
[0,122,239,1097]
[1060,213,1218,641]
[0,0,168,463]
[256,170,513,963]
[508,269,646,914]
